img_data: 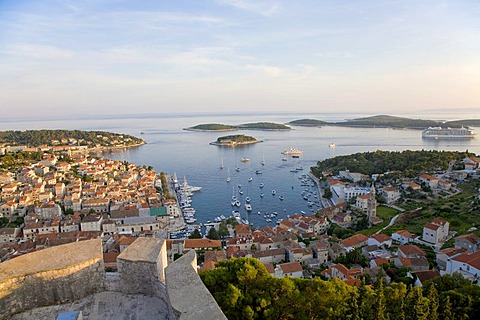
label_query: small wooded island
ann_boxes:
[210,134,261,146]
[185,122,291,132]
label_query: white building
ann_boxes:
[423,218,449,244]
[80,214,103,231]
[444,250,480,282]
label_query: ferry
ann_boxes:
[422,127,475,139]
[281,148,303,155]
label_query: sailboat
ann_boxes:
[226,168,231,182]
[220,157,224,169]
[261,153,265,166]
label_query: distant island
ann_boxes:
[210,134,261,146]
[185,122,291,132]
[0,129,145,151]
[288,115,476,129]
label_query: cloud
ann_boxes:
[246,64,283,76]
[216,0,281,17]
[2,44,73,59]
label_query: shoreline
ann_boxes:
[209,140,262,147]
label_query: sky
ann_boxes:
[0,0,479,118]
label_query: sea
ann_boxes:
[2,111,480,228]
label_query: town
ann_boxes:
[1,145,480,291]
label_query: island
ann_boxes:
[185,122,291,132]
[288,115,474,129]
[209,134,261,146]
[0,129,145,154]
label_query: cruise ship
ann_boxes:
[281,148,303,155]
[421,127,475,139]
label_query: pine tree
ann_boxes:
[442,295,453,320]
[374,279,386,320]
[426,283,439,320]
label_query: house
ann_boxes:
[321,263,362,285]
[286,247,313,264]
[419,174,439,189]
[262,263,275,276]
[341,234,368,252]
[392,230,416,244]
[413,270,440,287]
[184,239,222,251]
[436,247,467,270]
[35,202,62,219]
[444,250,480,282]
[274,262,303,278]
[226,236,254,251]
[438,180,452,191]
[395,244,429,272]
[0,227,20,243]
[402,182,421,191]
[382,187,401,204]
[463,156,480,171]
[455,234,480,253]
[423,218,449,244]
[370,257,390,268]
[311,241,329,264]
[80,214,103,232]
[368,234,392,248]
[235,224,252,238]
[252,248,285,264]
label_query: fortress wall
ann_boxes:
[166,250,227,320]
[117,237,168,298]
[0,239,104,320]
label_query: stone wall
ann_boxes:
[117,237,168,298]
[166,250,227,320]
[0,239,104,320]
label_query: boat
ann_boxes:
[259,183,264,188]
[181,176,202,192]
[220,157,224,169]
[282,158,288,161]
[290,168,297,172]
[295,167,303,171]
[235,199,241,207]
[245,196,251,203]
[248,177,253,182]
[140,131,145,135]
[292,155,300,158]
[261,153,265,166]
[421,127,475,139]
[260,193,264,197]
[245,203,252,211]
[239,190,244,195]
[255,170,263,174]
[236,167,240,172]
[272,190,276,195]
[281,148,303,155]
[329,143,336,148]
[279,196,284,201]
[241,157,250,162]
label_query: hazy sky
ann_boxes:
[1,0,479,118]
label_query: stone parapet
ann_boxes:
[166,250,227,320]
[0,239,104,320]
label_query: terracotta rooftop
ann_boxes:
[398,244,425,257]
[342,234,368,248]
[279,261,303,274]
[184,238,222,249]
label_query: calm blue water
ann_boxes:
[3,112,480,227]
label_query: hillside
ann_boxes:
[311,150,471,177]
[288,119,328,127]
[334,115,443,129]
[0,130,144,148]
[185,122,290,131]
[446,119,480,127]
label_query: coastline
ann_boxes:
[209,140,262,146]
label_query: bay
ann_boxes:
[2,112,480,227]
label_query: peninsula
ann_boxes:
[288,115,475,129]
[209,134,261,146]
[0,129,145,153]
[185,122,291,132]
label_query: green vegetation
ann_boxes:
[447,119,480,127]
[201,257,480,320]
[0,151,44,170]
[186,122,290,132]
[0,129,144,147]
[312,150,470,177]
[213,134,259,146]
[217,134,257,142]
[186,123,237,131]
[288,119,328,127]
[238,122,291,130]
[334,115,446,129]
[159,172,175,200]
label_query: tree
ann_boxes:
[373,279,386,320]
[207,227,220,240]
[426,283,439,319]
[442,295,453,320]
[188,229,202,239]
